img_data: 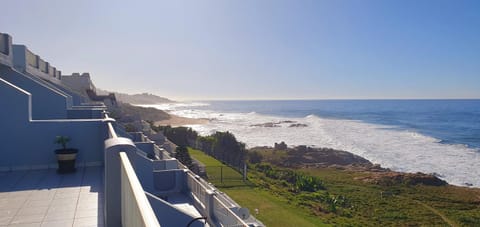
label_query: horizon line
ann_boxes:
[176,97,480,102]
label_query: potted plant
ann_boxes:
[54,136,78,173]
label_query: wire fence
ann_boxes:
[204,166,247,187]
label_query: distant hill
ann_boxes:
[98,89,174,104]
[109,102,171,123]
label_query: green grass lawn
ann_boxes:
[188,147,245,187]
[188,147,329,226]
[300,168,480,226]
[188,147,226,166]
[223,187,329,227]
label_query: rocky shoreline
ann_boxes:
[249,144,448,187]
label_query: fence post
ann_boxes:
[243,162,247,182]
[220,166,223,184]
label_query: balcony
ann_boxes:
[0,166,103,226]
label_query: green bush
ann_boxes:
[295,173,325,192]
[175,146,194,169]
[255,163,325,192]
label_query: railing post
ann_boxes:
[220,166,223,184]
[205,190,215,224]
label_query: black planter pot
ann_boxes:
[54,148,78,174]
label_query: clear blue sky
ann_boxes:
[1,0,479,100]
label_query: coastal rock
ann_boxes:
[288,146,372,166]
[250,145,372,168]
[279,120,296,124]
[274,141,288,150]
[249,144,448,187]
[250,120,303,128]
[289,123,308,127]
[250,122,281,127]
[355,172,447,186]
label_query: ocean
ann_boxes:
[143,100,480,187]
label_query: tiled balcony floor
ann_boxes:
[0,166,104,227]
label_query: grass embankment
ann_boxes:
[188,147,327,226]
[188,148,225,166]
[188,148,245,187]
[299,168,480,226]
[189,147,480,226]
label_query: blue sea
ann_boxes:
[143,100,480,187]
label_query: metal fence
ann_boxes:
[204,166,246,186]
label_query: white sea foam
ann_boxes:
[151,103,480,187]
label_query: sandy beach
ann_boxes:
[155,114,209,127]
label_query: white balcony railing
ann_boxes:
[108,123,117,138]
[186,172,210,209]
[120,152,160,227]
[186,172,249,227]
[212,196,249,227]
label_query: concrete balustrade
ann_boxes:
[130,132,148,142]
[38,57,47,73]
[146,192,204,227]
[152,158,178,170]
[154,145,172,159]
[67,108,105,119]
[135,142,155,157]
[60,73,96,97]
[0,33,13,67]
[0,33,9,55]
[120,152,161,227]
[25,48,37,68]
[48,63,55,77]
[12,45,60,82]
